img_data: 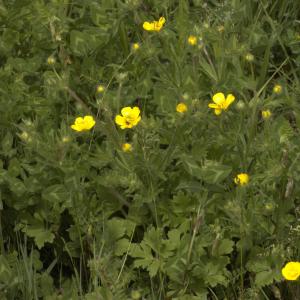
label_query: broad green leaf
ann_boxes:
[106,218,126,241]
[181,155,203,179]
[199,161,232,184]
[114,238,130,256]
[42,184,70,209]
[255,270,274,287]
[181,156,232,184]
[24,224,55,249]
[213,239,234,256]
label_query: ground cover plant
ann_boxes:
[0,0,300,299]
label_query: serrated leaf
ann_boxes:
[42,184,70,209]
[114,238,130,256]
[255,270,274,287]
[24,224,55,249]
[213,239,234,256]
[181,155,203,179]
[181,156,231,184]
[200,161,232,184]
[106,218,126,241]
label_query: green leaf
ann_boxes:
[213,239,234,256]
[1,132,14,156]
[181,155,203,179]
[8,177,26,198]
[70,29,108,56]
[24,223,55,249]
[255,270,274,287]
[42,184,71,210]
[106,218,126,241]
[199,161,232,184]
[8,158,21,177]
[114,238,130,256]
[181,156,232,184]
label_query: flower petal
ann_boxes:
[224,94,235,109]
[74,117,84,125]
[131,116,141,126]
[159,17,166,25]
[131,107,141,118]
[121,107,132,117]
[214,109,222,115]
[143,22,154,31]
[208,103,219,109]
[71,124,83,132]
[115,115,126,126]
[83,116,96,130]
[212,93,225,105]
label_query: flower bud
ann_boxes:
[62,136,71,143]
[265,202,275,212]
[188,35,197,46]
[131,290,141,300]
[262,110,272,120]
[132,43,140,51]
[245,53,254,62]
[96,85,105,93]
[217,25,225,33]
[273,84,282,94]
[236,101,245,111]
[47,56,56,65]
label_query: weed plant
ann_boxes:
[0,0,300,299]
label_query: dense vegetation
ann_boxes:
[0,0,300,299]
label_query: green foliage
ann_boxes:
[0,0,300,299]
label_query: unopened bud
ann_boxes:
[47,56,56,65]
[245,53,254,62]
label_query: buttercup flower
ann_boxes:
[281,262,300,281]
[208,92,235,115]
[71,116,96,132]
[234,173,249,186]
[143,17,165,32]
[188,35,197,46]
[122,143,132,152]
[96,85,105,93]
[115,107,141,129]
[262,110,272,120]
[132,43,140,51]
[176,103,188,113]
[273,84,282,94]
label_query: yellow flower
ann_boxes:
[71,115,96,132]
[96,85,105,93]
[273,84,282,94]
[262,110,272,120]
[115,107,141,129]
[234,173,249,186]
[282,262,300,281]
[143,17,165,32]
[176,103,188,113]
[122,143,132,152]
[132,43,140,51]
[208,92,235,115]
[47,56,55,65]
[188,35,197,46]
